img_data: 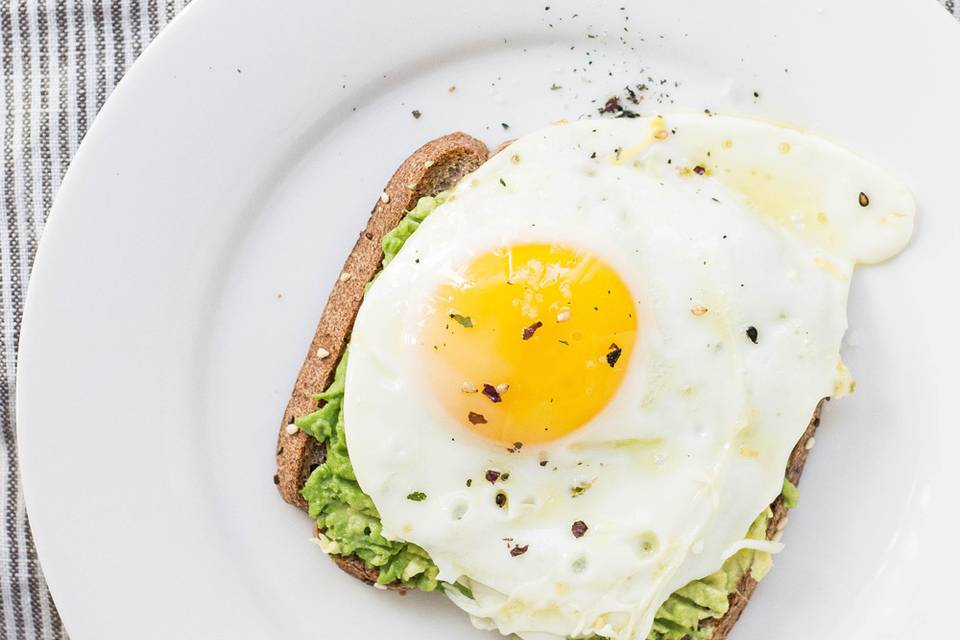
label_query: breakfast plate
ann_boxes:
[16,0,960,638]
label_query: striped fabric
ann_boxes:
[0,1,956,637]
[0,2,192,636]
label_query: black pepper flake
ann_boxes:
[693,165,706,175]
[550,83,562,91]
[482,383,503,403]
[501,122,510,130]
[590,151,597,159]
[450,313,474,328]
[606,343,623,367]
[485,469,502,483]
[499,177,507,187]
[466,478,473,487]
[468,411,488,425]
[406,491,427,501]
[746,326,759,344]
[272,474,280,485]
[495,492,507,508]
[858,192,870,207]
[617,109,641,119]
[539,460,549,467]
[510,544,529,557]
[500,472,510,481]
[522,320,543,340]
[571,520,588,538]
[411,109,422,119]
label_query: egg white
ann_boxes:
[344,115,914,640]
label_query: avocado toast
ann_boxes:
[274,131,824,640]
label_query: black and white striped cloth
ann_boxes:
[0,2,191,636]
[0,1,956,637]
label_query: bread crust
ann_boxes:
[275,130,827,635]
[275,132,489,509]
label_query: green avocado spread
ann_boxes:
[296,193,801,638]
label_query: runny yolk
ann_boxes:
[420,243,637,446]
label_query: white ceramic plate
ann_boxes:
[17,0,960,638]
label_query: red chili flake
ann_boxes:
[522,321,543,340]
[468,411,488,425]
[485,470,501,483]
[507,441,524,453]
[606,343,622,367]
[482,383,502,403]
[571,521,588,538]
[510,544,529,557]
[693,165,706,175]
[599,96,622,114]
[495,492,507,508]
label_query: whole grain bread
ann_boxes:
[275,131,489,510]
[274,132,488,586]
[274,129,826,636]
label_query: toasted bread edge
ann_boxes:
[274,131,489,589]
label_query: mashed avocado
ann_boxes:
[296,194,800,636]
[296,195,447,590]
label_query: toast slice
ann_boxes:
[274,132,489,582]
[274,129,825,637]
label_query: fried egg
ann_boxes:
[344,115,914,640]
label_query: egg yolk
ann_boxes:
[421,243,637,446]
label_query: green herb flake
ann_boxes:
[406,491,427,502]
[570,479,594,497]
[450,313,473,328]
